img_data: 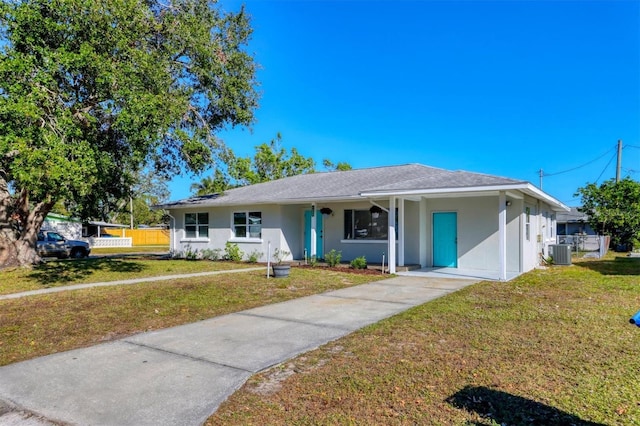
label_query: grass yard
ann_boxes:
[0,256,254,295]
[0,266,388,365]
[207,254,640,425]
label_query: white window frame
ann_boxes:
[230,211,262,242]
[183,212,209,240]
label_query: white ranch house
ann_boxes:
[160,164,569,281]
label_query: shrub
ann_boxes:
[224,242,244,262]
[324,249,342,267]
[201,248,222,261]
[308,255,318,267]
[184,245,199,261]
[272,248,290,264]
[247,250,263,263]
[350,256,367,269]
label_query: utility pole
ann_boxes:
[616,139,622,182]
[539,168,543,189]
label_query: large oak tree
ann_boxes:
[0,0,258,267]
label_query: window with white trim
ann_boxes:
[233,211,262,238]
[185,213,209,238]
[344,208,397,240]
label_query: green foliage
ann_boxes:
[272,248,290,265]
[190,134,353,196]
[111,169,170,226]
[224,242,244,262]
[246,250,262,263]
[322,159,353,171]
[350,256,367,269]
[575,177,640,250]
[184,245,199,261]
[190,169,230,196]
[308,255,318,267]
[324,249,342,267]
[0,0,258,265]
[227,133,316,186]
[201,248,222,261]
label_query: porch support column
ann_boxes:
[310,203,317,259]
[388,196,396,274]
[398,197,405,266]
[498,191,507,281]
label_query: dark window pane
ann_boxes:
[234,212,246,225]
[197,213,209,224]
[185,213,196,225]
[234,225,247,238]
[344,210,353,239]
[198,226,208,238]
[354,210,370,239]
[185,226,196,238]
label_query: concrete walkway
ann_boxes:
[0,275,479,426]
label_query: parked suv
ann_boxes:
[37,230,91,259]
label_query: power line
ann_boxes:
[594,151,618,183]
[540,144,617,178]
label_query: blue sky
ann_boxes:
[168,0,640,206]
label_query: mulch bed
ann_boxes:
[295,263,388,276]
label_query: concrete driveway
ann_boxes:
[0,275,478,426]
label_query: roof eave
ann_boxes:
[157,195,365,210]
[361,183,570,212]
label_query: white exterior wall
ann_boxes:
[170,204,299,262]
[403,200,422,265]
[42,218,82,240]
[521,196,559,272]
[426,196,520,273]
[168,192,558,273]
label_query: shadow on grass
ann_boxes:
[575,255,640,276]
[27,257,147,286]
[447,386,605,426]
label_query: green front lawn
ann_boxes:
[0,257,254,295]
[0,267,386,366]
[207,254,640,425]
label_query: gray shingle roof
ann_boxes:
[159,164,529,208]
[556,207,589,223]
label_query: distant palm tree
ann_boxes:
[190,169,229,196]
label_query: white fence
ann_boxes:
[556,235,609,258]
[86,237,132,248]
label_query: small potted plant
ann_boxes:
[272,248,291,278]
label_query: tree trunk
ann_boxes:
[0,181,53,269]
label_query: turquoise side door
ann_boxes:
[433,212,457,267]
[304,210,323,259]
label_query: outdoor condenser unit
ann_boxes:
[550,244,572,265]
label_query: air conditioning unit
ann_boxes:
[550,244,572,265]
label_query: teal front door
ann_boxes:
[433,212,457,267]
[304,210,323,259]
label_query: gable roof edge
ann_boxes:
[361,183,570,212]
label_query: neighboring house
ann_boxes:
[42,215,132,247]
[556,207,596,236]
[42,213,83,240]
[158,164,569,281]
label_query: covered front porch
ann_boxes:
[305,189,523,282]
